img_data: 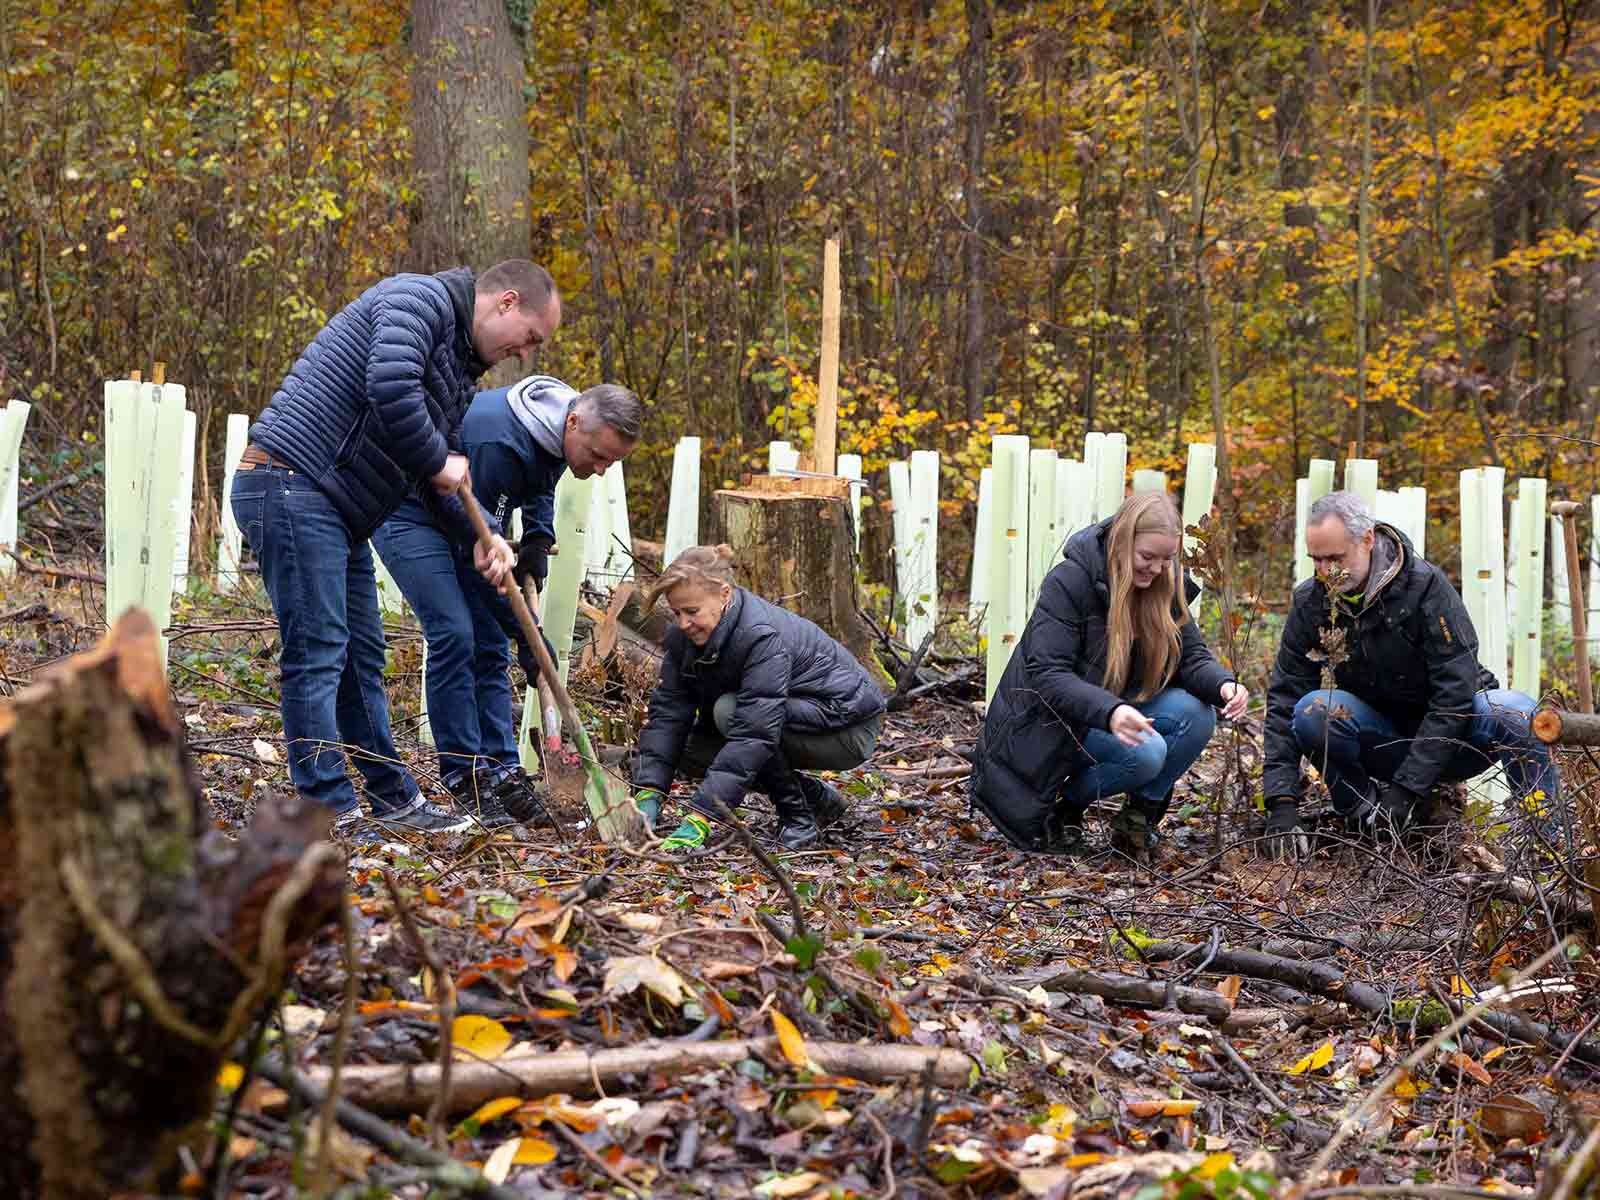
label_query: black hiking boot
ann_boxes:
[489,768,554,828]
[796,773,849,833]
[446,770,520,833]
[1109,797,1163,863]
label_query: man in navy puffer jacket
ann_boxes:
[372,376,642,830]
[231,260,561,835]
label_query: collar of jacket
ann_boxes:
[691,587,745,666]
[436,267,490,381]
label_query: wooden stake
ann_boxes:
[1553,500,1593,714]
[814,237,841,476]
[151,361,166,387]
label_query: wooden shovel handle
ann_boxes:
[455,481,584,738]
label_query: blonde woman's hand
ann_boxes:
[1219,681,1249,721]
[1109,704,1155,748]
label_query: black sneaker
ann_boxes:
[490,769,554,828]
[447,770,520,833]
[372,795,473,835]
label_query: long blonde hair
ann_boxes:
[1102,491,1188,699]
[646,543,738,607]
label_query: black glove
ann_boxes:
[514,532,554,592]
[1365,781,1420,841]
[515,627,559,689]
[1262,798,1310,861]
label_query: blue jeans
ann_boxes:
[371,510,518,790]
[1061,687,1217,815]
[1291,688,1558,814]
[231,466,418,816]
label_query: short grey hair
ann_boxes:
[1308,489,1376,538]
[573,383,642,441]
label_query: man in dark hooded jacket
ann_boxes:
[1261,491,1558,858]
[231,261,561,835]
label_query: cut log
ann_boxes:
[0,610,343,1199]
[298,1038,973,1116]
[713,479,891,686]
[1532,706,1600,745]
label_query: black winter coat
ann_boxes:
[1263,523,1497,799]
[633,589,886,812]
[970,518,1234,849]
[251,268,489,541]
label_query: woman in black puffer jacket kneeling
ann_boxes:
[631,545,886,851]
[971,492,1247,859]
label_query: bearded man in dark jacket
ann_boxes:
[1261,490,1559,859]
[230,260,561,835]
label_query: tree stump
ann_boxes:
[712,475,891,687]
[0,610,343,1199]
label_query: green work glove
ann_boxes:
[633,788,664,827]
[660,812,711,851]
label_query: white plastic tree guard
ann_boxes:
[1132,468,1167,494]
[1090,431,1128,521]
[663,435,702,567]
[1551,514,1571,632]
[585,462,634,587]
[888,458,912,614]
[418,645,434,747]
[969,466,993,625]
[0,400,32,578]
[103,378,187,660]
[1293,459,1336,585]
[1343,458,1378,509]
[768,441,799,474]
[544,471,593,689]
[904,450,940,651]
[171,409,197,593]
[1590,496,1600,642]
[1026,447,1058,611]
[216,413,249,593]
[1376,486,1430,554]
[1460,467,1509,684]
[1511,477,1547,696]
[1055,457,1092,549]
[836,452,863,554]
[371,544,407,616]
[1507,497,1521,634]
[1181,443,1217,615]
[985,435,1030,702]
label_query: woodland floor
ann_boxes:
[3,561,1599,1200]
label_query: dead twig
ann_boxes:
[550,1119,643,1198]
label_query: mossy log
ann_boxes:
[0,610,343,1199]
[712,481,892,688]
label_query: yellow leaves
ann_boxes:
[772,1010,811,1068]
[884,995,912,1037]
[1287,1040,1336,1076]
[603,955,686,1007]
[482,1135,557,1184]
[452,1014,513,1061]
[464,1096,523,1127]
[1195,1152,1236,1179]
[1394,1072,1431,1099]
[1451,1051,1493,1086]
[919,952,955,976]
[217,1061,245,1092]
[754,1171,827,1197]
[513,1135,558,1163]
[1216,975,1242,1006]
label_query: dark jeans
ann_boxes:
[1291,687,1559,814]
[231,465,418,816]
[678,694,882,786]
[1060,687,1216,815]
[371,510,518,790]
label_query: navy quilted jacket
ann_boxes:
[250,268,489,541]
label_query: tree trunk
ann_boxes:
[408,0,530,273]
[959,0,990,422]
[0,612,342,1198]
[713,482,891,686]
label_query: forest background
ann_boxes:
[4,0,1600,600]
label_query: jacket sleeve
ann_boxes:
[693,629,791,813]
[1023,564,1124,731]
[632,643,699,796]
[366,284,451,481]
[1262,588,1323,799]
[1391,581,1482,795]
[1173,619,1234,706]
[521,485,558,545]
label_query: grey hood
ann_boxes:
[506,374,578,459]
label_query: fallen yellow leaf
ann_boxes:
[217,1061,245,1092]
[755,1171,828,1197]
[514,1136,557,1164]
[772,1010,810,1068]
[1288,1040,1335,1075]
[463,1096,523,1128]
[1195,1152,1236,1179]
[453,1014,514,1061]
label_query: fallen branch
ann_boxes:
[1138,939,1600,1070]
[298,1038,974,1116]
[1002,968,1233,1022]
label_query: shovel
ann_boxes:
[456,481,647,846]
